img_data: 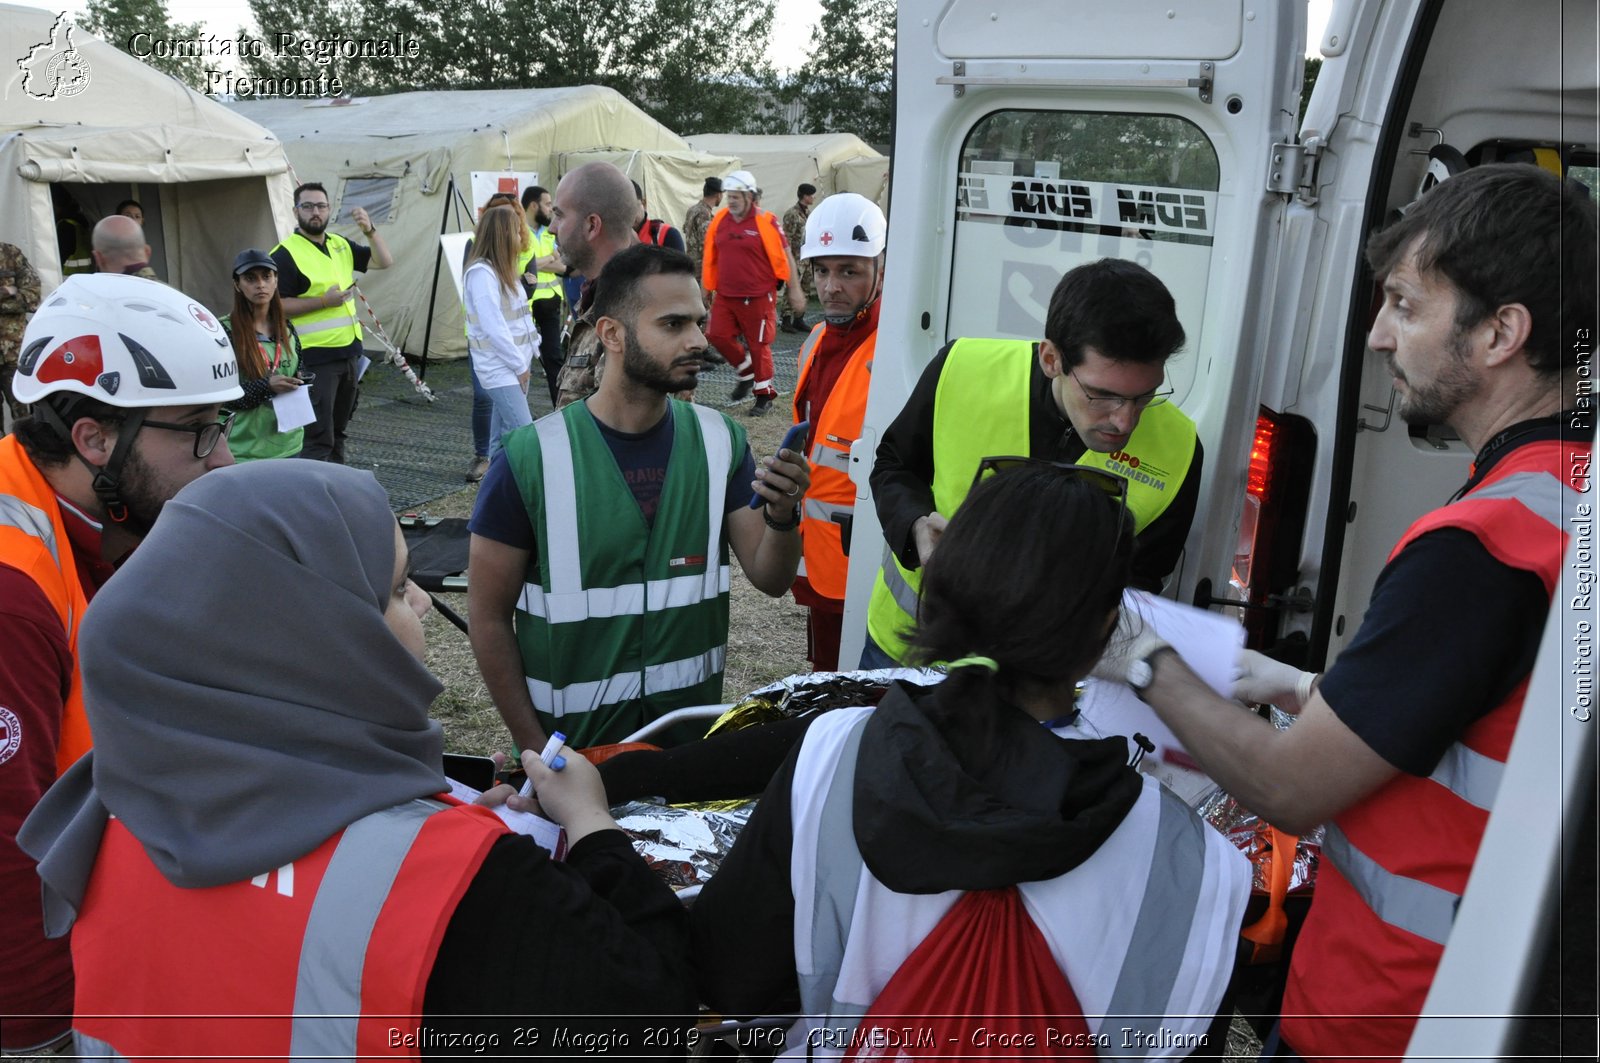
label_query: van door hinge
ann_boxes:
[1267,136,1323,204]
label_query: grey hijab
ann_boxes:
[20,461,446,936]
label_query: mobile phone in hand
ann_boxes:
[748,420,810,509]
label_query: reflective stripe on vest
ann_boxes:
[865,338,1197,663]
[0,436,91,774]
[787,707,1249,1056]
[276,232,360,347]
[792,322,874,599]
[0,493,60,565]
[1320,824,1457,947]
[61,218,92,274]
[288,801,440,1056]
[72,1031,128,1059]
[528,646,729,720]
[504,401,739,746]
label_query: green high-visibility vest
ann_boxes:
[865,337,1198,663]
[504,400,746,748]
[274,232,361,349]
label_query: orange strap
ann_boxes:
[1240,825,1297,964]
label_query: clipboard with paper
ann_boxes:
[1073,589,1243,790]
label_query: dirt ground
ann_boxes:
[410,395,809,759]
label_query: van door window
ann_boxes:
[951,110,1219,403]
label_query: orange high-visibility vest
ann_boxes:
[71,797,509,1060]
[0,435,91,775]
[701,208,789,292]
[1280,437,1583,1061]
[791,323,875,600]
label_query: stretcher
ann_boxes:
[398,515,469,633]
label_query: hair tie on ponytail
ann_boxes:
[945,655,999,674]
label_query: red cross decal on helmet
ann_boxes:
[819,231,834,246]
[189,304,220,332]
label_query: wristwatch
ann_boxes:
[1126,641,1173,695]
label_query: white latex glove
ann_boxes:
[1232,648,1318,712]
[1090,605,1171,684]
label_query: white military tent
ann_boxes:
[557,148,739,230]
[684,133,885,209]
[226,86,709,361]
[0,6,294,311]
[833,155,892,215]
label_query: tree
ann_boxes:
[789,0,894,146]
[1301,57,1323,124]
[83,0,208,91]
[620,0,779,134]
[236,0,779,132]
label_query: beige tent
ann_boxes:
[833,155,892,215]
[557,148,739,230]
[226,86,706,360]
[0,6,294,310]
[684,133,885,208]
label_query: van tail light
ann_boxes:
[1231,407,1315,649]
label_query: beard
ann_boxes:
[534,208,552,227]
[113,440,187,536]
[298,214,328,236]
[621,330,702,394]
[1394,329,1480,426]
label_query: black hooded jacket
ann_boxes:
[691,680,1141,1016]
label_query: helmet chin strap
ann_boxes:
[36,401,147,528]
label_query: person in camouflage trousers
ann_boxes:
[0,242,43,424]
[684,177,723,291]
[781,184,817,333]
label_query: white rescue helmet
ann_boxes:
[14,273,243,408]
[723,170,760,195]
[802,193,887,260]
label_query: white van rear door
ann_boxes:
[841,0,1307,662]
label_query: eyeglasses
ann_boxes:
[1069,369,1173,412]
[296,202,331,212]
[141,411,234,459]
[971,456,1130,540]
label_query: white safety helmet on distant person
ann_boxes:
[14,273,242,409]
[723,170,760,196]
[801,193,887,260]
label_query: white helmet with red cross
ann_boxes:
[801,193,887,260]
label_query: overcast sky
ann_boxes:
[40,0,1332,76]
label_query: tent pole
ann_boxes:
[418,175,457,381]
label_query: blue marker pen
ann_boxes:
[519,731,567,797]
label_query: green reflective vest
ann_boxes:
[221,315,303,462]
[504,400,746,748]
[274,232,360,349]
[865,337,1198,663]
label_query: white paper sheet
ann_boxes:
[1073,589,1245,781]
[271,385,316,432]
[355,354,372,381]
[445,778,566,857]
